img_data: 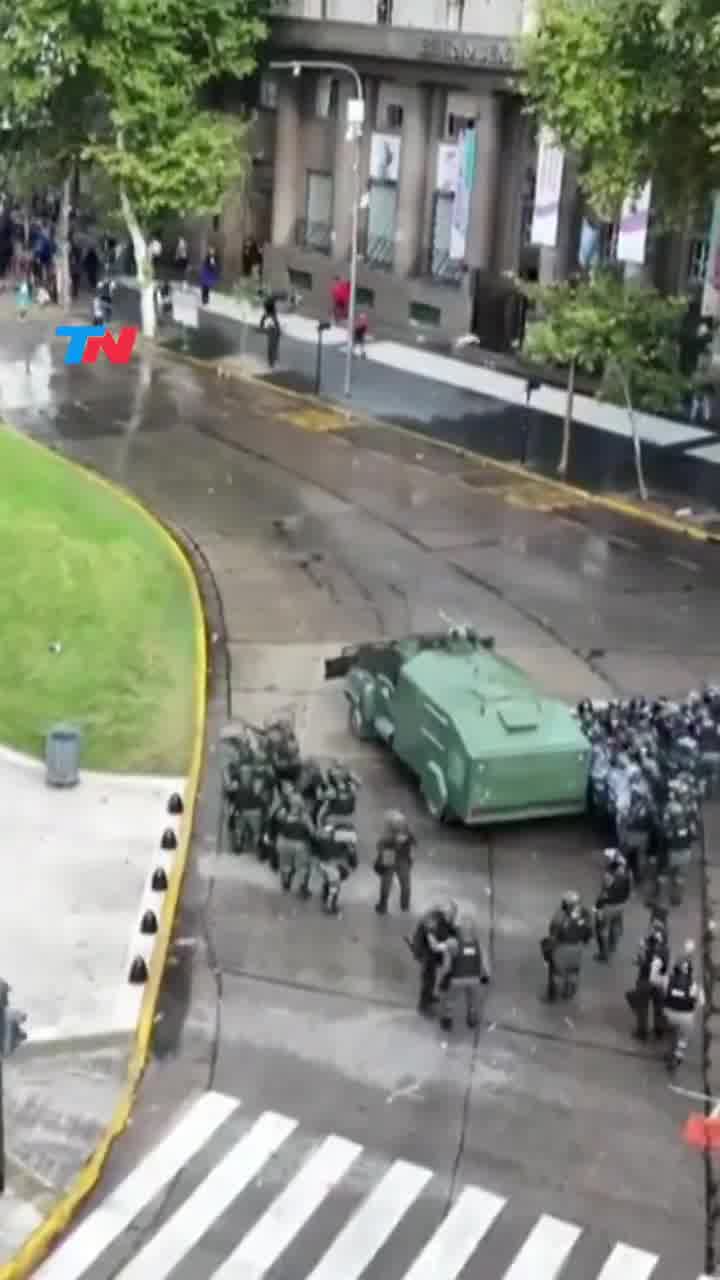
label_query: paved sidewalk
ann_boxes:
[116,279,720,512]
[0,746,184,1260]
[146,280,719,461]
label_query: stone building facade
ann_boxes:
[207,0,709,346]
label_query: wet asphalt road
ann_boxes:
[5,315,720,1278]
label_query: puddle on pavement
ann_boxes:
[160,324,237,361]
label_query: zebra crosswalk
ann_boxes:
[33,1090,703,1280]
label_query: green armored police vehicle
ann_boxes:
[325,626,590,825]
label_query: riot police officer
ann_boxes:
[266,718,302,784]
[543,891,592,1001]
[298,759,327,821]
[410,902,458,1016]
[653,940,703,1071]
[617,767,653,882]
[661,785,694,906]
[588,728,610,824]
[224,754,258,854]
[374,810,416,914]
[317,766,358,828]
[275,789,316,896]
[630,911,669,1041]
[259,779,294,868]
[594,851,631,963]
[438,916,490,1032]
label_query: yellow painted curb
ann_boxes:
[165,346,720,547]
[0,423,207,1279]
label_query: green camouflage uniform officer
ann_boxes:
[267,718,302,785]
[438,915,490,1032]
[260,779,294,868]
[245,748,276,854]
[543,891,592,1001]
[224,756,256,854]
[275,789,316,897]
[374,810,416,915]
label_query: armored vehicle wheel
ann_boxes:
[348,702,373,741]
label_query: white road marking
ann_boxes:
[595,1242,659,1279]
[33,1092,239,1278]
[400,1186,506,1279]
[114,1111,297,1280]
[305,1159,432,1280]
[499,1213,582,1278]
[687,441,720,463]
[210,1134,361,1279]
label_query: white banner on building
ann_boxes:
[617,181,652,264]
[369,133,401,183]
[449,127,477,261]
[530,128,564,248]
[436,143,459,194]
[702,193,720,318]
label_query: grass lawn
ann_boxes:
[0,426,198,774]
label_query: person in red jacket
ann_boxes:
[331,275,350,322]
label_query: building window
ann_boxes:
[289,268,313,292]
[385,103,404,131]
[357,286,375,307]
[299,170,333,254]
[315,75,338,119]
[410,301,442,327]
[446,0,464,30]
[688,236,710,287]
[259,75,278,111]
[447,113,474,140]
[377,0,393,23]
[366,182,397,270]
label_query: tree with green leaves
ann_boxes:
[0,32,100,307]
[522,277,609,476]
[523,0,720,224]
[0,0,269,333]
[522,271,689,493]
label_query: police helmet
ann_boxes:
[384,809,407,833]
[445,899,459,927]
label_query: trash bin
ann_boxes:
[45,723,82,787]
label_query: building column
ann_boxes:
[394,86,431,277]
[465,93,502,271]
[495,102,532,276]
[419,86,447,267]
[271,80,301,248]
[332,81,354,262]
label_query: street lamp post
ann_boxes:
[270,59,365,397]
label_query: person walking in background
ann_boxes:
[175,235,188,284]
[84,244,99,291]
[331,275,350,324]
[242,236,262,279]
[69,240,82,299]
[353,312,369,358]
[200,248,218,305]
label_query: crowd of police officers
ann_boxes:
[542,691,720,1070]
[222,688,720,1060]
